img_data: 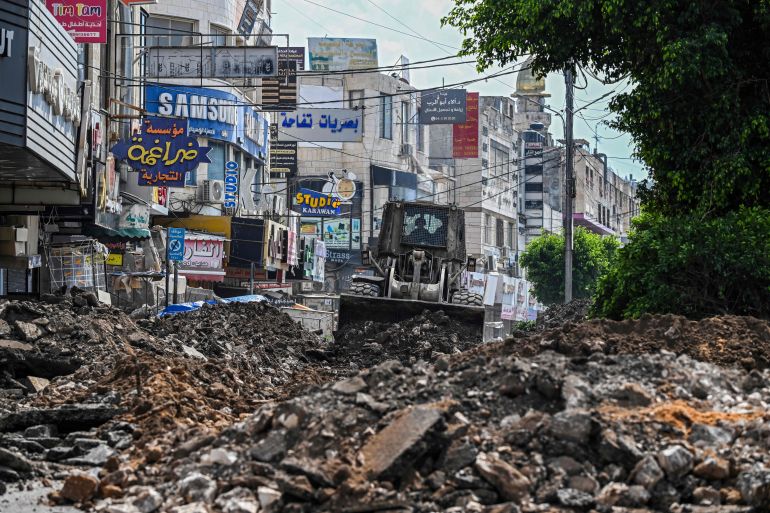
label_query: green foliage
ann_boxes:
[513,320,537,332]
[443,1,770,216]
[520,227,619,305]
[592,208,770,319]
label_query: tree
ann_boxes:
[443,1,770,216]
[520,227,618,305]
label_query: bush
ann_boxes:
[592,208,770,319]
[520,227,619,306]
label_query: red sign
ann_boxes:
[46,0,107,44]
[452,92,479,159]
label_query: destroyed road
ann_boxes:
[1,291,770,512]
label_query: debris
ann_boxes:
[60,473,100,502]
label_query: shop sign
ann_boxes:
[28,45,81,124]
[326,249,351,264]
[96,154,121,214]
[0,27,14,57]
[501,276,516,320]
[145,85,269,159]
[46,0,106,44]
[119,204,150,229]
[295,188,341,216]
[277,108,362,143]
[237,0,261,36]
[263,47,305,111]
[224,161,238,210]
[110,117,211,187]
[452,92,479,159]
[308,37,377,71]
[420,89,466,124]
[105,241,125,267]
[146,46,277,80]
[182,238,224,270]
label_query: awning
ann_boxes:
[573,213,615,236]
[178,269,226,282]
[86,224,151,240]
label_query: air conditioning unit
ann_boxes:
[399,143,413,156]
[501,247,510,258]
[198,180,224,203]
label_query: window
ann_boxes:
[145,16,196,47]
[401,205,449,247]
[185,168,197,186]
[379,94,392,139]
[206,142,225,181]
[416,109,424,152]
[484,214,492,244]
[507,222,515,248]
[525,183,543,193]
[401,100,410,145]
[496,218,504,248]
[210,24,230,46]
[348,90,365,133]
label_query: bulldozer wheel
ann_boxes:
[451,290,483,306]
[349,282,380,297]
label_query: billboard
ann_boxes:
[46,0,106,44]
[420,89,467,124]
[263,47,305,111]
[276,108,362,142]
[308,37,377,71]
[146,46,277,79]
[453,92,479,158]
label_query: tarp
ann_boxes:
[158,294,268,317]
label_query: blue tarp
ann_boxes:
[158,294,269,317]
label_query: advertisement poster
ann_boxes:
[515,279,528,321]
[308,38,377,71]
[468,272,486,296]
[483,273,499,306]
[312,239,326,283]
[501,276,516,320]
[420,89,467,124]
[452,92,479,158]
[181,238,224,270]
[47,0,107,44]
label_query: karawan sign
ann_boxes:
[295,188,342,216]
[111,117,211,187]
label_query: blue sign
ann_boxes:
[295,188,342,216]
[225,161,238,209]
[111,117,211,187]
[167,228,186,261]
[144,85,270,160]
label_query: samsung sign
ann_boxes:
[145,85,269,159]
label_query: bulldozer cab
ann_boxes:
[377,202,466,262]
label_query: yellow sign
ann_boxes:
[106,253,123,266]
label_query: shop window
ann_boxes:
[207,142,225,181]
[210,24,231,46]
[145,16,196,47]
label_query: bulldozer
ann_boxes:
[338,201,485,328]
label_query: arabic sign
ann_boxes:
[167,228,186,262]
[225,161,238,210]
[110,117,211,187]
[269,124,297,179]
[276,108,362,142]
[182,238,224,270]
[420,89,467,124]
[263,47,305,111]
[453,92,479,158]
[46,0,106,44]
[295,188,342,217]
[119,204,150,229]
[237,0,261,36]
[146,46,277,79]
[308,38,377,71]
[145,85,269,159]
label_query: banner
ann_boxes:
[420,89,466,124]
[452,92,479,158]
[110,117,211,187]
[146,46,278,79]
[308,38,377,71]
[46,0,107,44]
[501,276,516,320]
[277,108,362,142]
[468,272,486,296]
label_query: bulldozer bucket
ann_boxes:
[337,293,485,330]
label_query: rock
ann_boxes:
[182,344,207,360]
[61,473,100,503]
[201,448,238,466]
[65,444,116,466]
[100,484,123,499]
[23,424,57,438]
[613,382,653,406]
[276,473,314,500]
[359,405,445,479]
[257,486,282,509]
[598,429,643,466]
[568,475,599,495]
[144,445,164,463]
[657,445,694,480]
[280,456,334,487]
[179,472,217,504]
[14,320,43,341]
[688,423,734,447]
[332,376,367,395]
[168,503,211,513]
[355,392,389,412]
[694,456,731,480]
[498,374,527,398]
[74,438,103,451]
[0,466,20,481]
[83,292,99,306]
[630,454,665,490]
[0,481,5,496]
[547,456,583,476]
[249,430,287,462]
[0,339,33,350]
[47,446,77,461]
[596,483,650,507]
[434,354,450,371]
[132,486,164,513]
[0,404,122,432]
[442,440,479,473]
[693,486,722,505]
[474,452,530,502]
[216,487,259,513]
[0,447,32,472]
[737,467,770,507]
[549,409,594,444]
[556,488,595,508]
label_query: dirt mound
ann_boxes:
[330,309,483,368]
[537,298,591,330]
[502,313,770,369]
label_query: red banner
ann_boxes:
[452,92,479,159]
[46,0,107,44]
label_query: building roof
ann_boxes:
[516,56,547,95]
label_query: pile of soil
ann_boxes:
[536,298,592,330]
[330,309,483,368]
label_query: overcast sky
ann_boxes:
[274,0,647,180]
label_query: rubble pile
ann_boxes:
[89,326,770,513]
[331,309,483,368]
[535,299,592,331]
[498,314,770,370]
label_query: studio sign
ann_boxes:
[28,46,81,125]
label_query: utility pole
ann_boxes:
[564,66,575,303]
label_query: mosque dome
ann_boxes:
[516,55,546,94]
